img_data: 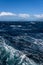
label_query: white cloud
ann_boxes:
[0,12,30,19]
[34,14,43,18]
[0,12,43,21]
[18,14,30,18]
[0,12,16,16]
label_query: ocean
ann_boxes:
[0,21,43,65]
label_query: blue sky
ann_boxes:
[0,0,43,21]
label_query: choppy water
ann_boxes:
[0,21,43,65]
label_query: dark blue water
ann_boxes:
[0,21,43,65]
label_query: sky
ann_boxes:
[0,0,43,21]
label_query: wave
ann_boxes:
[0,36,40,65]
[10,25,22,28]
